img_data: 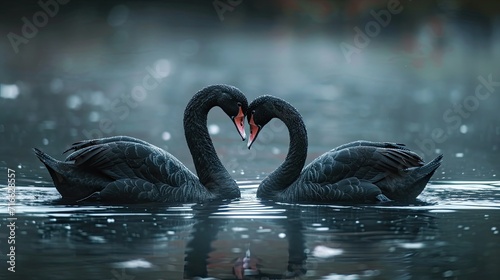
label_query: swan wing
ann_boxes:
[63,136,155,157]
[301,146,424,185]
[330,140,410,152]
[65,140,197,186]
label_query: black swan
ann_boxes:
[247,95,443,203]
[34,84,248,203]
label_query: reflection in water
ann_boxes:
[185,201,309,279]
[0,180,499,279]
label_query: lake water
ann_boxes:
[1,179,499,279]
[1,1,500,279]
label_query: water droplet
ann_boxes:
[399,242,425,249]
[455,152,464,158]
[114,259,152,269]
[0,84,20,99]
[89,111,100,122]
[161,131,171,141]
[66,95,82,109]
[272,147,280,155]
[459,125,468,134]
[492,227,497,231]
[443,270,454,277]
[208,124,220,135]
[231,247,243,254]
[155,59,171,78]
[89,236,106,243]
[107,218,115,223]
[240,170,245,175]
[312,245,343,258]
[42,138,49,145]
[278,233,286,238]
[17,164,22,169]
[315,227,329,231]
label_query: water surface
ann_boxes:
[1,176,499,279]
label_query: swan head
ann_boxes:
[246,95,283,149]
[214,85,248,141]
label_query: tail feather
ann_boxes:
[414,154,443,177]
[384,154,443,200]
[33,148,66,184]
[407,154,443,197]
[34,148,99,200]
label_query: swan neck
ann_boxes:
[183,90,234,190]
[259,106,308,197]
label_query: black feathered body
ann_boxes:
[250,96,443,203]
[34,85,246,203]
[35,137,236,203]
[277,142,442,202]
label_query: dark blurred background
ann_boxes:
[1,0,499,183]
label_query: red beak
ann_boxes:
[247,114,261,149]
[232,106,246,141]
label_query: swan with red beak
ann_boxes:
[246,95,443,203]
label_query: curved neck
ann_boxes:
[258,105,308,198]
[183,89,235,192]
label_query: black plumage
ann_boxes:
[247,95,443,203]
[34,85,248,203]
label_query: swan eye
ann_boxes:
[237,102,242,107]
